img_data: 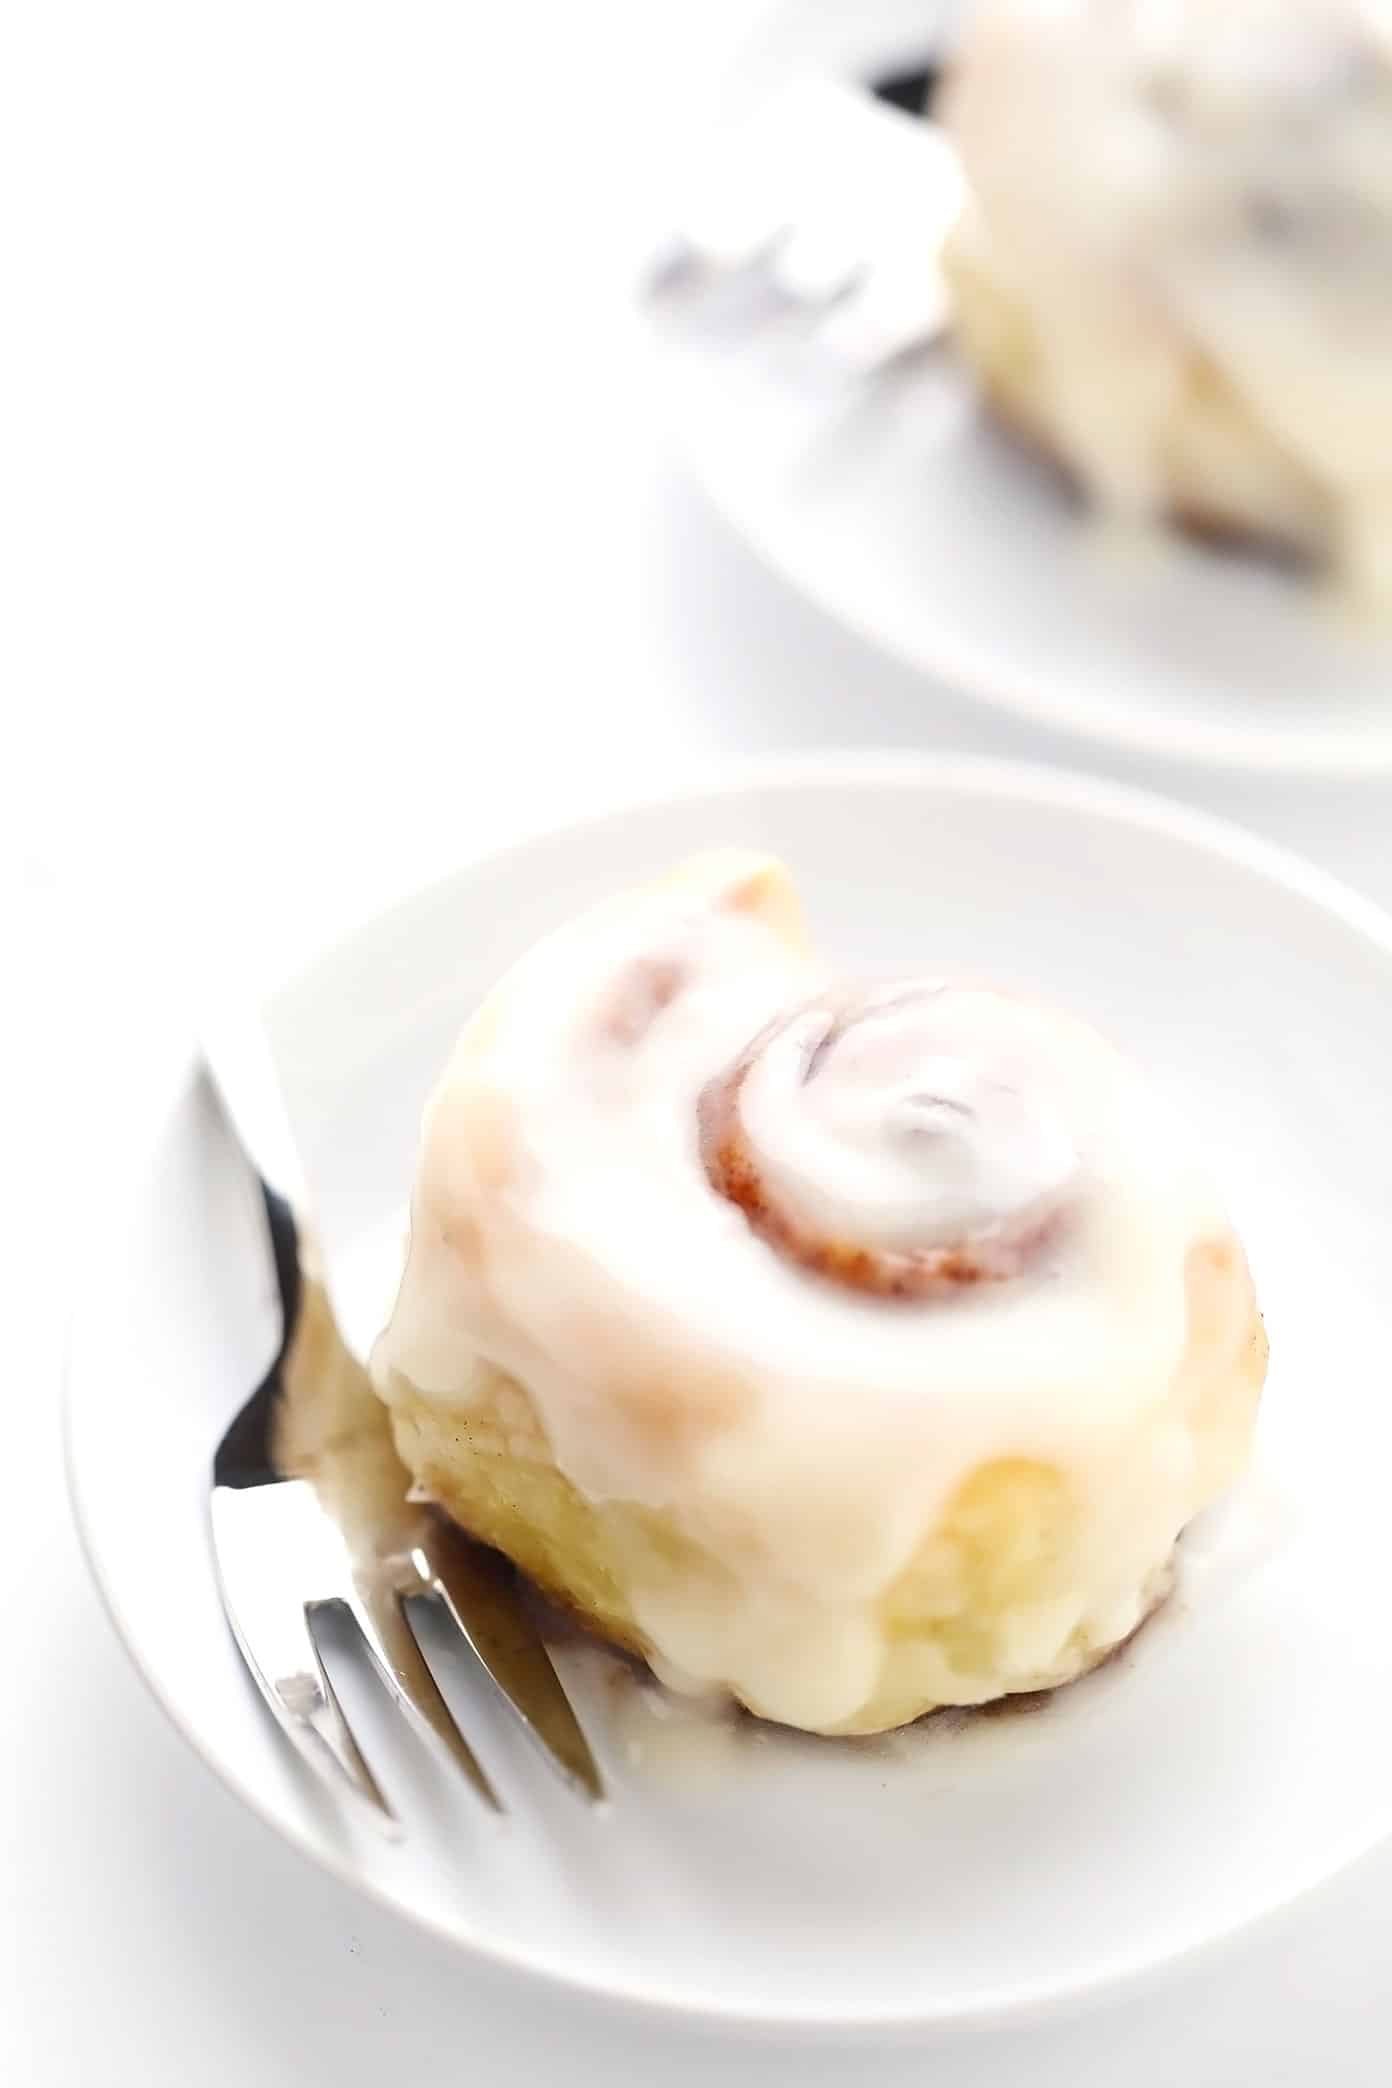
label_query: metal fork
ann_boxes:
[208,1099,603,1833]
[650,70,966,371]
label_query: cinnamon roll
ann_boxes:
[370,853,1266,1734]
[942,1,1392,599]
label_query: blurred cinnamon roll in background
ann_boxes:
[942,0,1392,600]
[371,853,1266,1735]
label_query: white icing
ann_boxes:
[945,0,1392,589]
[373,854,1240,1731]
[735,985,1082,1256]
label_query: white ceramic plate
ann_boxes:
[67,755,1392,2036]
[653,0,1392,774]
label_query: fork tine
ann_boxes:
[346,1578,501,1812]
[211,1491,398,1833]
[422,1523,605,1802]
[271,1618,400,1831]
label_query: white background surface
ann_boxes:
[5,3,1391,2081]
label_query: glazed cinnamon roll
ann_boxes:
[942,1,1392,598]
[371,853,1266,1734]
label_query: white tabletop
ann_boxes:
[8,3,1392,2081]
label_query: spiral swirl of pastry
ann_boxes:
[699,982,1082,1298]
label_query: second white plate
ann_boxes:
[653,0,1392,774]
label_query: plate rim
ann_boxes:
[660,361,1392,776]
[63,749,1392,2039]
